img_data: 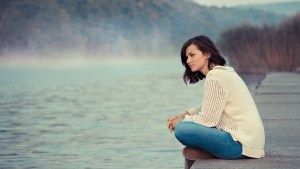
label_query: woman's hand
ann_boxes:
[167,116,183,133]
[167,111,189,133]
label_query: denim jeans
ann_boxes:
[174,121,246,159]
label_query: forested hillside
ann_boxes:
[0,0,284,58]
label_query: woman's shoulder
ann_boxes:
[206,65,235,79]
[206,66,240,91]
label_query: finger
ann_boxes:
[168,121,173,130]
[167,120,171,129]
[168,122,173,132]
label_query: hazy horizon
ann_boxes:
[192,0,300,7]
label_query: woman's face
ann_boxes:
[185,44,210,74]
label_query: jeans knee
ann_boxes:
[174,122,190,141]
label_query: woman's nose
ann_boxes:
[186,57,191,63]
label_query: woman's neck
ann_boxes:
[202,63,218,76]
[210,63,218,70]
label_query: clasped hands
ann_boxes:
[167,111,189,133]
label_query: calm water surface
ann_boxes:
[0,58,262,169]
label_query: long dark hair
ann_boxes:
[181,35,226,84]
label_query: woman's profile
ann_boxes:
[167,35,265,169]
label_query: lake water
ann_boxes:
[0,58,263,169]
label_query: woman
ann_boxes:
[167,35,265,169]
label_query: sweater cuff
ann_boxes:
[185,106,201,115]
[183,114,193,122]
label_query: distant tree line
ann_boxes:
[218,12,300,73]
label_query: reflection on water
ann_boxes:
[0,58,262,168]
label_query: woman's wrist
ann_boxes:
[180,111,190,119]
[184,110,190,116]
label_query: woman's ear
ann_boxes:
[204,52,211,59]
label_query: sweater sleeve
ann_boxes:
[183,79,228,127]
[185,106,202,115]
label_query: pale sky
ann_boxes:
[192,0,300,7]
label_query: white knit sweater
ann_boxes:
[183,66,265,158]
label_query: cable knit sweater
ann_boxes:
[183,66,265,158]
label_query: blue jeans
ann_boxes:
[174,121,246,159]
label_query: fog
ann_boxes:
[0,20,178,67]
[0,6,179,65]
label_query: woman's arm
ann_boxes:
[184,79,228,127]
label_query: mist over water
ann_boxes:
[0,5,177,60]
